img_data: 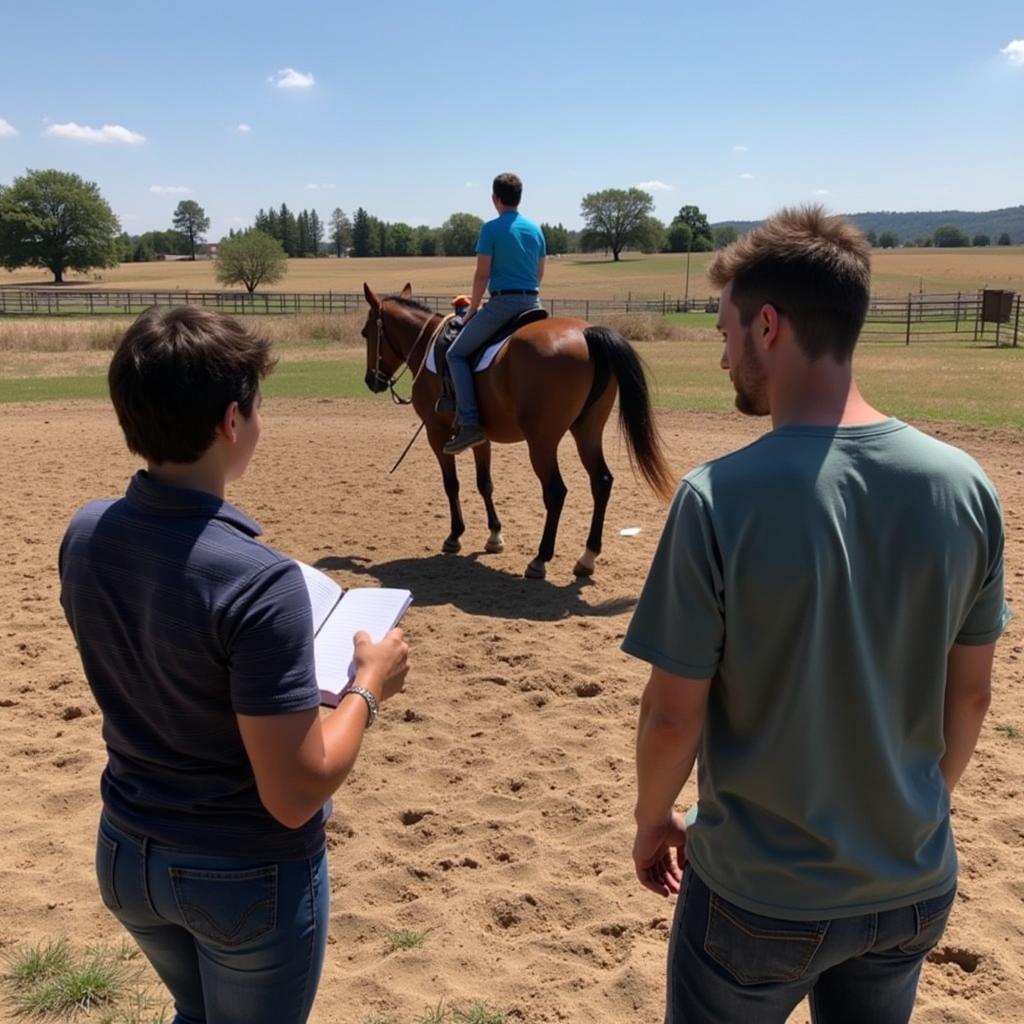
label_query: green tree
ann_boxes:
[878,231,899,249]
[389,222,415,257]
[308,209,323,255]
[541,222,570,255]
[666,222,692,253]
[972,233,990,247]
[671,205,713,248]
[171,200,210,260]
[0,168,121,283]
[278,203,297,256]
[214,230,288,293]
[713,225,738,250]
[637,215,667,253]
[579,188,654,261]
[865,230,878,246]
[329,208,352,256]
[441,212,484,257]
[997,232,1012,246]
[351,208,374,257]
[932,224,969,248]
[416,225,440,256]
[295,210,310,257]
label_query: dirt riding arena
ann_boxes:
[1,398,1022,1023]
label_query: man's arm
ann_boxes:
[941,641,996,793]
[536,256,545,286]
[467,254,491,315]
[633,665,711,895]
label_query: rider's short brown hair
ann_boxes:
[108,306,275,465]
[493,173,523,207]
[708,205,871,362]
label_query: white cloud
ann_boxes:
[739,173,754,180]
[733,144,749,153]
[464,181,479,188]
[0,117,17,137]
[269,68,315,89]
[149,185,192,195]
[46,122,145,144]
[237,123,252,133]
[1001,40,1024,66]
[813,188,831,196]
[638,180,673,192]
[305,182,336,190]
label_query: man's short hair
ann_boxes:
[708,205,871,362]
[108,306,275,465]
[492,173,523,207]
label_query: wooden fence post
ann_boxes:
[905,294,911,346]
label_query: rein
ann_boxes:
[372,302,452,405]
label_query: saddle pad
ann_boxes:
[426,336,509,375]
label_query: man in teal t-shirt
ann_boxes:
[443,172,546,454]
[623,206,1010,1023]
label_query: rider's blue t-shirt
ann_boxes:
[476,211,546,293]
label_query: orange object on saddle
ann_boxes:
[451,295,472,309]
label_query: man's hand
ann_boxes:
[353,628,409,701]
[633,811,687,897]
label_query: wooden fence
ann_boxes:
[0,286,1018,345]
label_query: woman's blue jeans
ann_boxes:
[666,865,956,1023]
[96,815,328,1024]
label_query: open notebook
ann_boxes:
[295,561,412,707]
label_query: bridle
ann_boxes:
[369,300,449,405]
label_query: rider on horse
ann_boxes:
[443,172,547,454]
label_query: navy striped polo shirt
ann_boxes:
[59,471,327,859]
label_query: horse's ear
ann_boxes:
[363,282,379,309]
[400,282,412,298]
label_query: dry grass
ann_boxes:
[2,249,1021,300]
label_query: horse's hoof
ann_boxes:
[485,532,505,554]
[442,537,462,554]
[573,560,595,577]
[524,559,546,580]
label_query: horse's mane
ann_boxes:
[384,295,435,315]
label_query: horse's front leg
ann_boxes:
[472,442,504,553]
[428,427,465,553]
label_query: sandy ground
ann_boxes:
[1,398,1021,1023]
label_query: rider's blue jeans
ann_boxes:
[95,814,329,1024]
[665,865,956,1024]
[446,291,541,427]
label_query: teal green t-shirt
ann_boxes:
[623,419,1010,920]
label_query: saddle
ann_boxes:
[434,307,549,417]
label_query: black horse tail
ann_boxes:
[583,326,676,501]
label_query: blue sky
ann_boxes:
[1,1,1021,240]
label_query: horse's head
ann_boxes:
[360,282,412,393]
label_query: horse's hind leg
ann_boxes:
[472,443,504,553]
[570,397,616,577]
[524,439,567,580]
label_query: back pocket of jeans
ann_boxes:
[898,884,957,955]
[705,893,828,985]
[169,865,277,948]
[95,831,121,912]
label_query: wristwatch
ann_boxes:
[346,684,379,727]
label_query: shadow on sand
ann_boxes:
[314,552,636,622]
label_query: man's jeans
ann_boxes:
[666,866,956,1024]
[96,815,328,1024]
[446,292,541,427]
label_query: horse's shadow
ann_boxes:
[314,552,636,622]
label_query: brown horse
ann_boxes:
[361,283,673,579]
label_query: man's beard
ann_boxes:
[733,328,770,417]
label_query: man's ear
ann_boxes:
[220,401,240,442]
[760,303,782,348]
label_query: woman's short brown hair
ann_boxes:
[108,306,275,465]
[708,205,871,362]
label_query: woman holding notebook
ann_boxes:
[58,307,410,1024]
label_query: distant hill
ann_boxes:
[713,206,1024,245]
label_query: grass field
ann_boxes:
[2,248,1022,300]
[3,339,1021,430]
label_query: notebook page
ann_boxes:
[314,588,413,699]
[294,560,343,634]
